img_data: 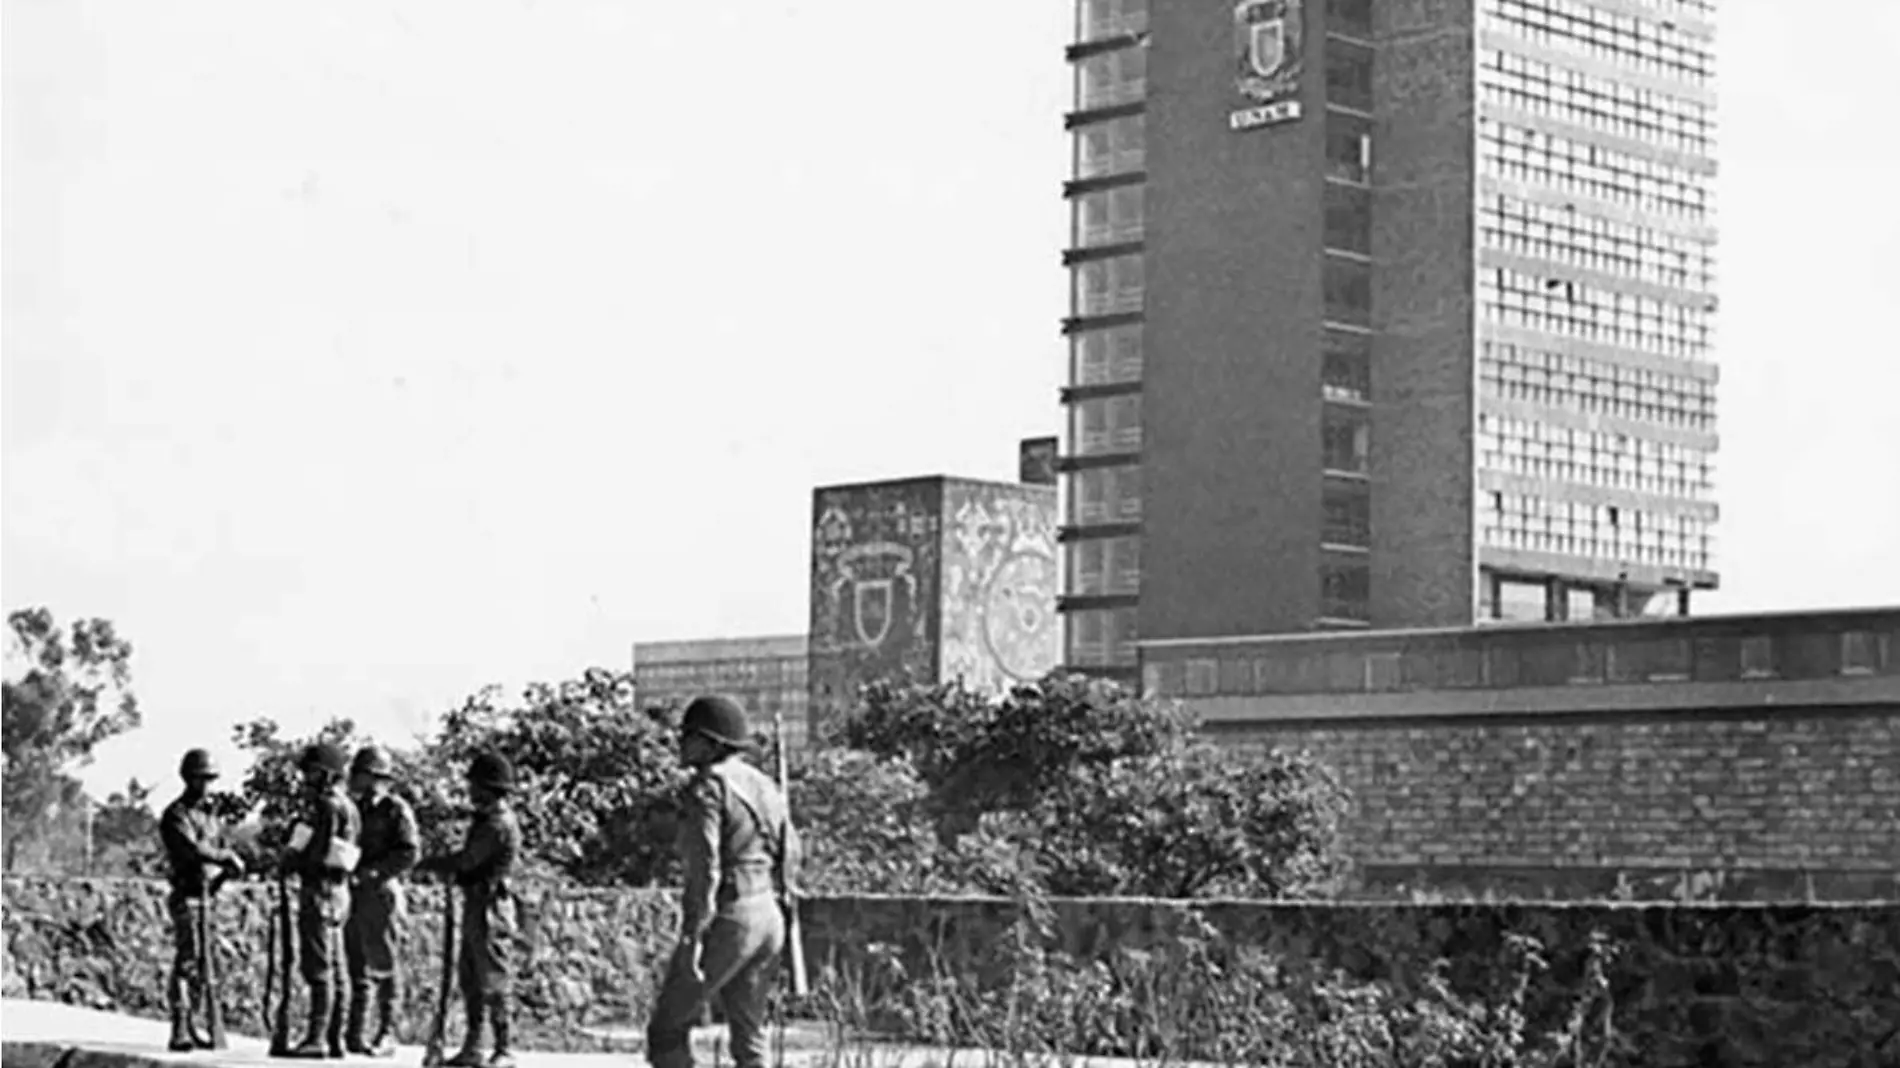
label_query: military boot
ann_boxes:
[287,980,334,1059]
[344,979,373,1054]
[325,966,351,1059]
[167,976,197,1053]
[363,977,398,1058]
[444,994,487,1068]
[486,996,515,1068]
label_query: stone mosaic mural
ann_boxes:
[939,479,1061,693]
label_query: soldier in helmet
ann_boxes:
[158,748,246,1052]
[278,742,363,1059]
[344,746,420,1057]
[417,750,522,1068]
[645,695,801,1068]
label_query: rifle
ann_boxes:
[422,881,457,1068]
[772,711,809,998]
[262,875,277,1045]
[270,874,294,1056]
[198,885,227,1049]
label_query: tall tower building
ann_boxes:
[1057,0,1719,678]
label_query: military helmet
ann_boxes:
[299,743,349,777]
[681,695,750,750]
[178,748,221,781]
[350,746,395,779]
[466,750,514,793]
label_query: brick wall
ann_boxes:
[1209,704,1900,899]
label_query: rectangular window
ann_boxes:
[1071,184,1144,248]
[1071,325,1144,386]
[1070,535,1142,595]
[1322,481,1371,548]
[1322,255,1371,325]
[1325,111,1373,184]
[1322,330,1371,402]
[1066,606,1139,667]
[1067,464,1143,526]
[1322,406,1370,474]
[1072,254,1145,318]
[1328,0,1372,38]
[1069,394,1143,456]
[1076,45,1146,111]
[1325,39,1373,112]
[1320,561,1371,622]
[1077,0,1149,44]
[1323,182,1372,255]
[1073,116,1146,179]
[1496,578,1548,623]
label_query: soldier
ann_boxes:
[417,751,521,1068]
[345,746,420,1058]
[158,748,246,1052]
[645,696,801,1068]
[279,743,363,1060]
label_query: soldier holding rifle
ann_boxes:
[416,751,522,1068]
[645,696,803,1068]
[158,748,246,1053]
[277,743,363,1059]
[345,746,421,1057]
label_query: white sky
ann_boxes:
[3,1,1897,798]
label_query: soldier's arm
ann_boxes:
[430,813,502,883]
[677,776,723,941]
[159,804,237,866]
[287,797,340,872]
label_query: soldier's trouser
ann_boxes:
[166,893,207,1043]
[298,881,352,1051]
[347,880,406,1047]
[645,896,786,1068]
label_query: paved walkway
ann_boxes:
[0,999,1210,1068]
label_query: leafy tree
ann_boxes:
[829,674,1352,901]
[89,778,166,876]
[2,607,142,871]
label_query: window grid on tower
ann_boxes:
[1478,412,1715,502]
[1075,45,1147,111]
[1480,121,1709,220]
[1482,492,1712,572]
[1480,194,1715,291]
[1072,185,1146,249]
[1480,341,1715,432]
[1075,0,1148,44]
[1070,325,1144,387]
[1073,115,1146,180]
[1072,254,1145,318]
[1480,267,1711,361]
[1479,0,1714,86]
[1070,395,1144,457]
[1479,50,1714,156]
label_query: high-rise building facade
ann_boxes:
[1057,0,1719,676]
[632,635,811,749]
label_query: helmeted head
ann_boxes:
[349,745,395,794]
[299,743,349,790]
[178,748,220,787]
[465,750,514,801]
[679,695,751,766]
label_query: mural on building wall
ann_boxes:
[807,480,943,737]
[939,480,1061,694]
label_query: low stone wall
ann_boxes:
[6,877,1898,1066]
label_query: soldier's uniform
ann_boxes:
[418,751,522,1068]
[345,746,420,1058]
[158,749,244,1053]
[646,696,801,1068]
[281,743,363,1060]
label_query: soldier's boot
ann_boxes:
[344,979,373,1054]
[364,978,398,1058]
[485,996,515,1068]
[288,980,334,1059]
[167,976,197,1053]
[444,993,487,1068]
[325,975,349,1059]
